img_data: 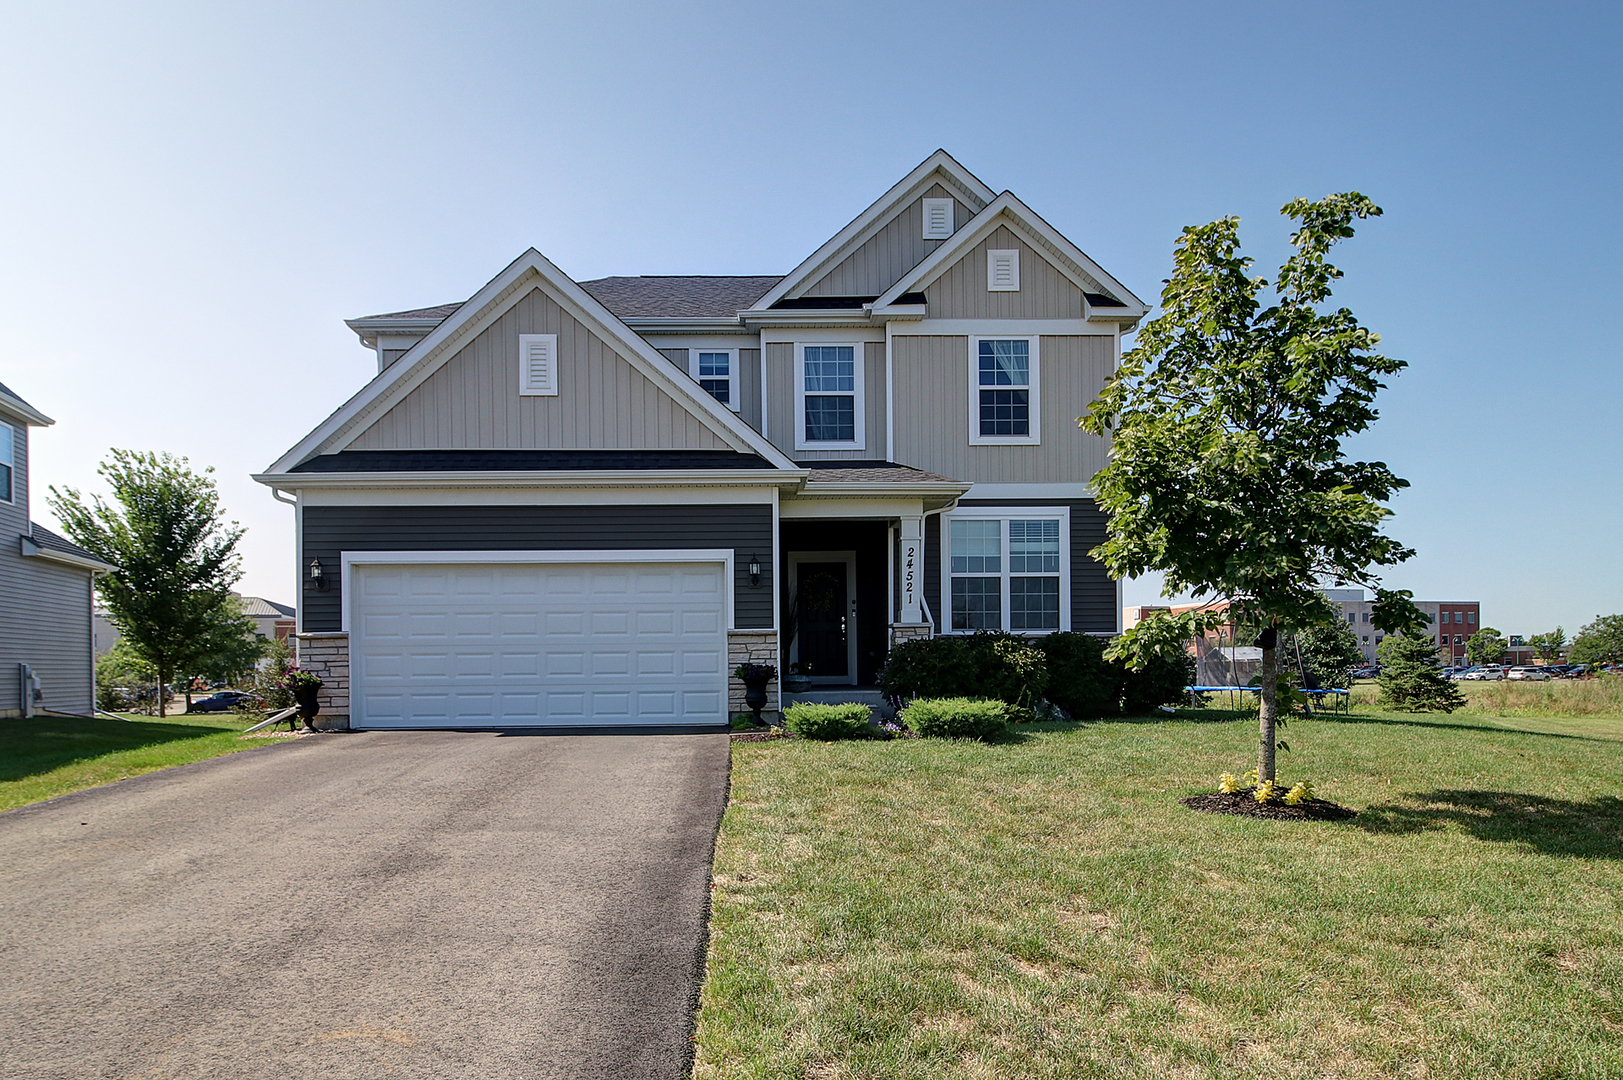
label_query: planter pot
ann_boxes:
[783,675,813,694]
[292,686,321,729]
[742,677,771,726]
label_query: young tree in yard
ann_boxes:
[1570,614,1623,667]
[1377,634,1466,713]
[1528,627,1567,664]
[49,450,250,717]
[1465,627,1508,668]
[1081,193,1424,783]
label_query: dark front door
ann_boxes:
[796,561,849,679]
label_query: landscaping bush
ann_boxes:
[879,631,1047,719]
[1036,632,1120,718]
[902,697,1008,741]
[783,702,873,741]
[1377,634,1466,713]
[1121,647,1197,715]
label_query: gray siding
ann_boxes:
[764,341,886,460]
[925,225,1088,320]
[657,347,688,370]
[349,288,729,451]
[302,504,775,632]
[891,334,1112,483]
[924,499,1115,636]
[805,184,974,298]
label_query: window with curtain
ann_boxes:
[803,345,856,442]
[978,339,1030,437]
[0,420,12,502]
[696,351,731,406]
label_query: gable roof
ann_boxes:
[22,523,114,572]
[0,380,54,426]
[579,276,782,318]
[261,250,799,477]
[871,191,1150,321]
[749,150,997,311]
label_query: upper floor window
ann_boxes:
[693,350,738,411]
[1467,611,1476,625]
[0,419,13,502]
[971,337,1040,445]
[795,344,864,450]
[945,508,1069,633]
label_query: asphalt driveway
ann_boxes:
[0,730,731,1079]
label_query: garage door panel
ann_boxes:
[351,559,729,729]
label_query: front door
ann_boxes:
[791,553,856,684]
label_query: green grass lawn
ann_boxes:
[695,710,1623,1079]
[0,711,279,812]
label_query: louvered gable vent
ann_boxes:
[987,249,1020,292]
[518,333,558,396]
[922,197,954,240]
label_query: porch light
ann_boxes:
[309,557,326,591]
[747,554,762,589]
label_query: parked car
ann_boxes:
[188,690,262,713]
[1507,666,1549,681]
[1462,665,1505,681]
[1350,666,1379,680]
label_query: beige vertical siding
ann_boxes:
[349,288,728,450]
[763,341,885,460]
[658,347,688,369]
[924,225,1087,320]
[890,335,1111,482]
[804,184,971,298]
[739,348,762,431]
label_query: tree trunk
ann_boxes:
[1258,641,1278,782]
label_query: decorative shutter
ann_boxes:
[518,334,558,395]
[987,249,1020,292]
[922,197,954,240]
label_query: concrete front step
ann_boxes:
[781,689,894,720]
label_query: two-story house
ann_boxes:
[254,151,1147,730]
[1,381,114,718]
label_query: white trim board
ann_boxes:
[339,548,737,633]
[297,485,781,506]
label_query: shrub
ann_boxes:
[1037,632,1120,718]
[1120,647,1196,716]
[880,632,1047,719]
[902,697,1009,741]
[783,702,873,741]
[1377,634,1466,713]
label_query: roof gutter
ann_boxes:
[20,535,114,573]
[252,468,812,492]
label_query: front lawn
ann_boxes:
[0,712,277,812]
[694,710,1623,1079]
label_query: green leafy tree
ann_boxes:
[1081,193,1424,782]
[1570,614,1623,667]
[1377,634,1466,713]
[248,637,295,712]
[1287,615,1364,690]
[49,450,248,717]
[1527,627,1566,664]
[95,639,156,713]
[1465,626,1508,668]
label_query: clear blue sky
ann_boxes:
[3,0,1618,637]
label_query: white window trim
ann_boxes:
[987,248,1020,291]
[793,342,866,451]
[939,506,1071,635]
[0,419,14,504]
[517,333,558,396]
[922,197,954,240]
[968,335,1041,446]
[689,348,740,413]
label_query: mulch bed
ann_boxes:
[1182,789,1357,821]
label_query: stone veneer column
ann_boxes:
[889,623,934,648]
[293,632,350,730]
[726,629,780,719]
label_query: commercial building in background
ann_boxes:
[1326,589,1479,665]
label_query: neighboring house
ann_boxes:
[254,151,1148,730]
[93,594,296,657]
[0,381,114,717]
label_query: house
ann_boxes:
[1,381,114,718]
[93,594,296,656]
[253,151,1147,730]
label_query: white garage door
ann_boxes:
[349,558,728,729]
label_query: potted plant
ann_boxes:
[279,667,323,730]
[783,661,814,694]
[733,662,777,727]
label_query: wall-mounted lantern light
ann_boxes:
[309,557,327,592]
[747,554,762,589]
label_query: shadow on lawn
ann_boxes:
[0,716,236,784]
[1353,789,1623,860]
[1307,711,1613,742]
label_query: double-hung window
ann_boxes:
[0,420,12,502]
[970,337,1039,445]
[945,508,1068,632]
[795,343,864,449]
[692,349,738,410]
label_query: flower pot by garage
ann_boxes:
[292,685,321,729]
[742,676,770,725]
